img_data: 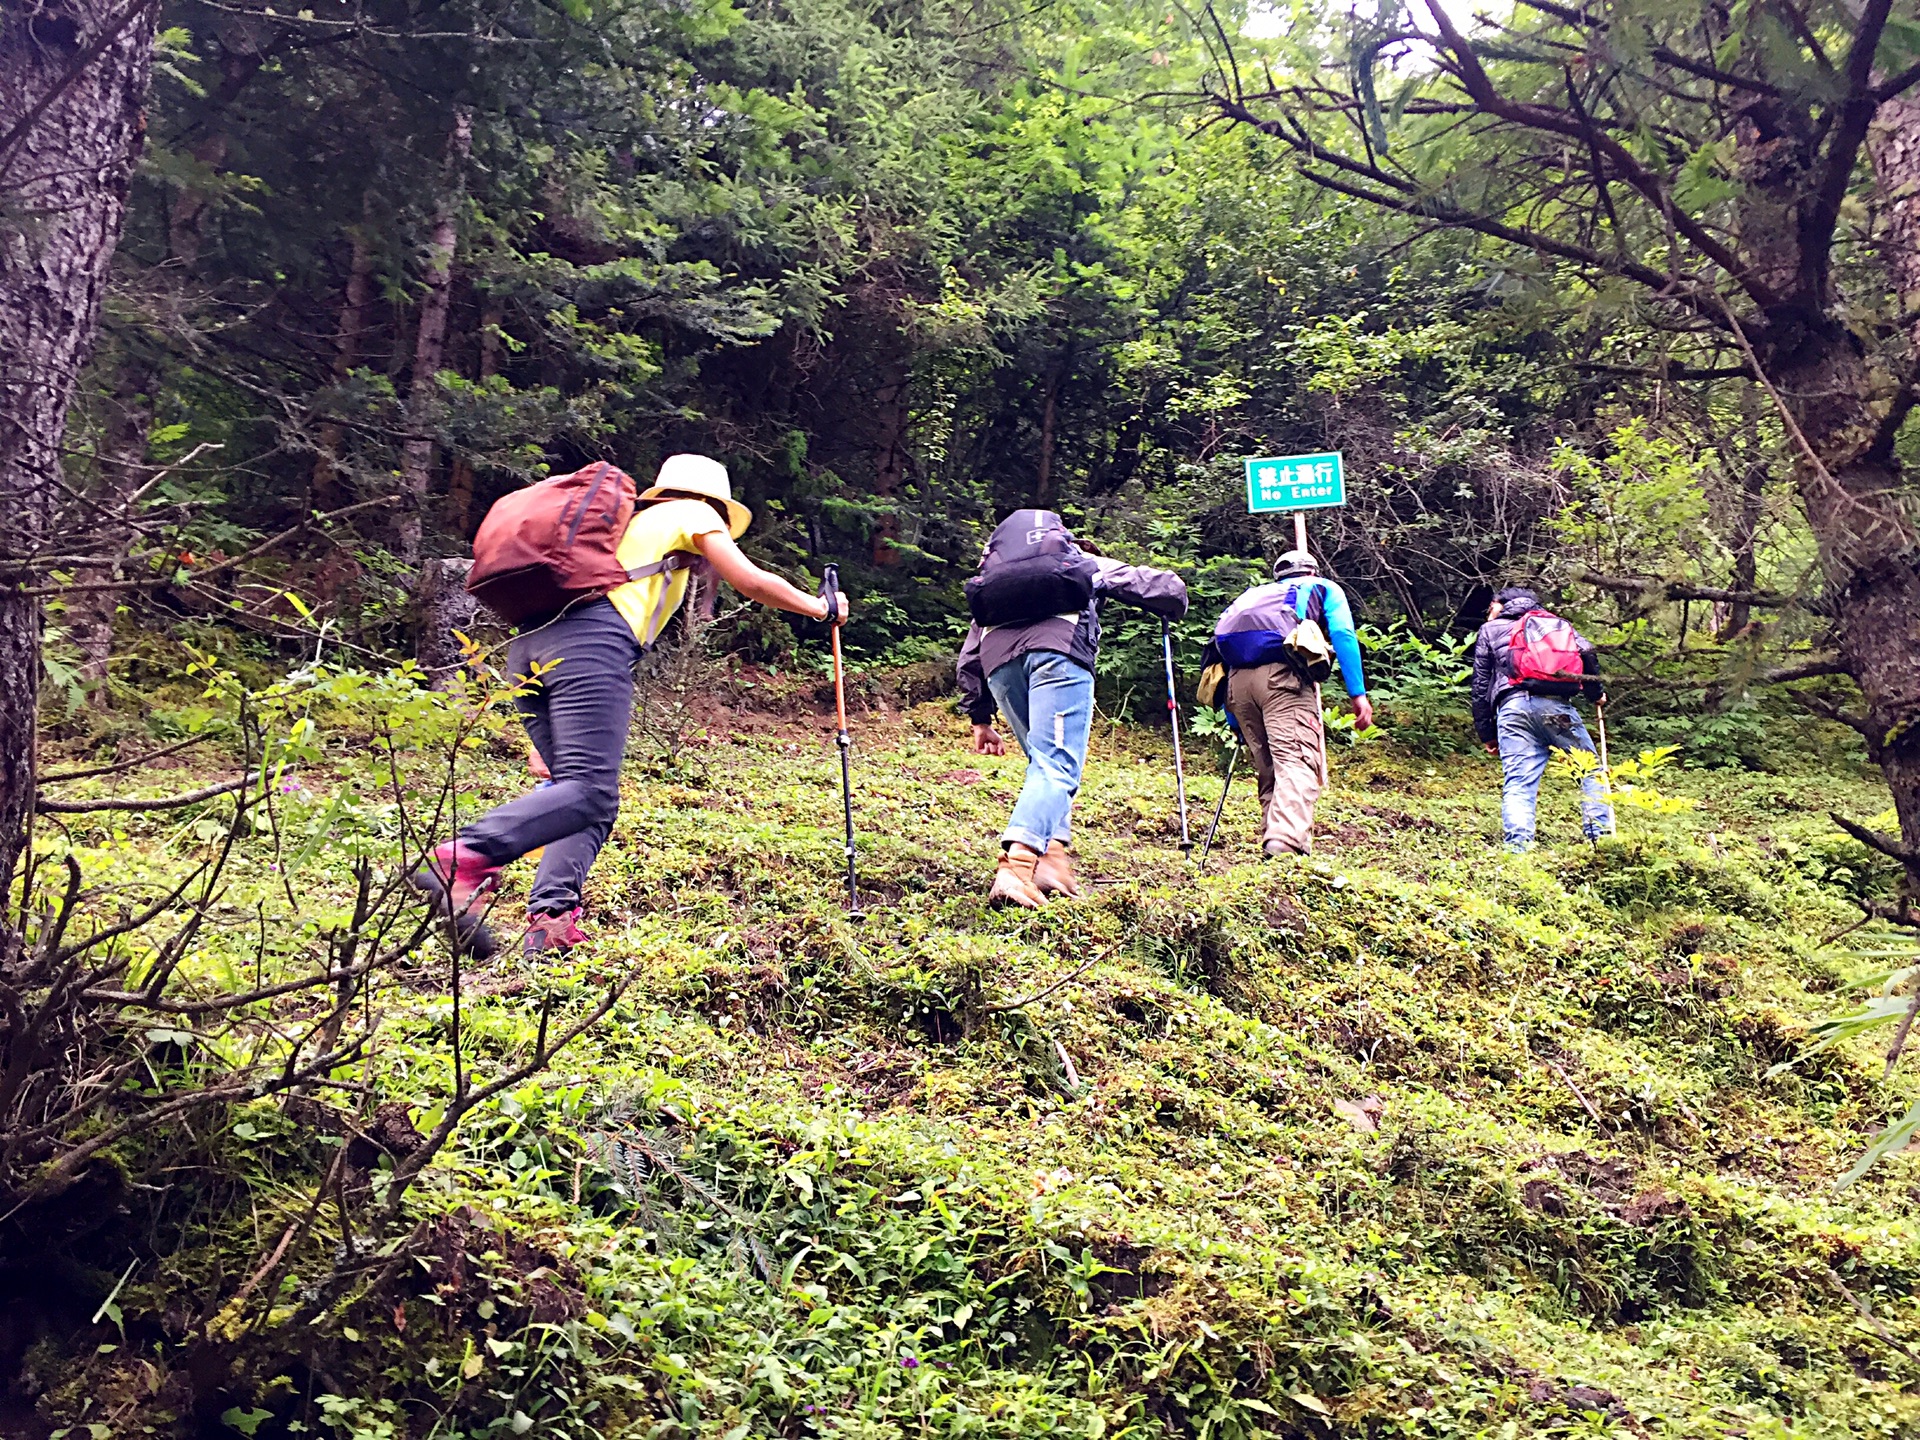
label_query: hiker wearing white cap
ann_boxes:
[1202,550,1371,856]
[417,453,847,958]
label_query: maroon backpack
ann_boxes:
[1509,609,1587,683]
[466,462,638,624]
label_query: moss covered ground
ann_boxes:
[20,668,1920,1439]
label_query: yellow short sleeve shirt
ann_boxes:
[606,498,727,646]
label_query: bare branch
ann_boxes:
[381,974,635,1222]
[981,943,1119,1015]
[36,775,252,814]
[1831,811,1920,867]
[1576,571,1794,607]
[39,735,217,783]
[16,496,397,598]
[1418,0,1775,306]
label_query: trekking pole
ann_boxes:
[1198,740,1239,865]
[1160,617,1192,852]
[820,566,862,914]
[1595,696,1618,837]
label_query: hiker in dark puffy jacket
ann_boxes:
[957,510,1188,908]
[1471,587,1612,850]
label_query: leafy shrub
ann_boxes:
[1560,834,1779,919]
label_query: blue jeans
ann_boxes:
[1496,692,1614,849]
[987,651,1094,854]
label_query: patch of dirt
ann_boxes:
[401,1207,585,1327]
[1087,1242,1174,1310]
[1517,1152,1689,1232]
[1351,802,1440,831]
[1313,821,1375,851]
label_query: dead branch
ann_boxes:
[34,775,253,814]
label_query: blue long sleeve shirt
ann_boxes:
[1299,579,1367,698]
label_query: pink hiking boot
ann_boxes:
[408,841,503,958]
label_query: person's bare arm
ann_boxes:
[693,529,847,620]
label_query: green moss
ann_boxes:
[24,692,1920,1439]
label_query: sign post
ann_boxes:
[1243,451,1345,553]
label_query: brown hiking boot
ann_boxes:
[988,843,1047,909]
[1033,841,1082,898]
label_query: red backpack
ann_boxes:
[466,462,638,624]
[1508,609,1587,683]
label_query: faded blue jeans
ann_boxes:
[1495,691,1614,849]
[987,651,1095,854]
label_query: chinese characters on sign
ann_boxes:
[1244,452,1346,513]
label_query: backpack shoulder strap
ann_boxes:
[623,549,711,646]
[1287,581,1328,626]
[624,551,704,583]
[1305,581,1327,628]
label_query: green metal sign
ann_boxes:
[1244,452,1345,513]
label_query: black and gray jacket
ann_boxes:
[956,530,1188,725]
[1470,591,1602,744]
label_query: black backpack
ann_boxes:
[964,510,1098,627]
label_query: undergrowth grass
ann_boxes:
[21,678,1920,1439]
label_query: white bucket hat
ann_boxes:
[641,453,752,538]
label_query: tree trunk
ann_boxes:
[312,208,376,511]
[396,108,472,565]
[1719,387,1768,641]
[0,0,160,894]
[443,302,501,538]
[1869,94,1920,369]
[1035,356,1064,508]
[1766,329,1920,871]
[66,355,155,690]
[412,557,478,690]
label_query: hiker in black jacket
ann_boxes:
[1471,587,1613,850]
[957,510,1188,908]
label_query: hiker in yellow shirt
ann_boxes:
[413,455,846,957]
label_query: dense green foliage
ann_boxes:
[70,0,1842,691]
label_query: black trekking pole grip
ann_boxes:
[819,565,842,628]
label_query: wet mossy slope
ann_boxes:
[34,700,1920,1439]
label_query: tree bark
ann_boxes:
[396,107,472,565]
[1869,94,1920,374]
[412,556,478,690]
[0,0,161,895]
[1035,355,1064,508]
[1763,331,1920,873]
[1719,387,1768,641]
[312,205,376,511]
[1742,86,1920,882]
[443,301,501,539]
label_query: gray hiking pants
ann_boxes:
[458,598,641,913]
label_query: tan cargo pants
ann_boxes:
[1224,663,1326,855]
